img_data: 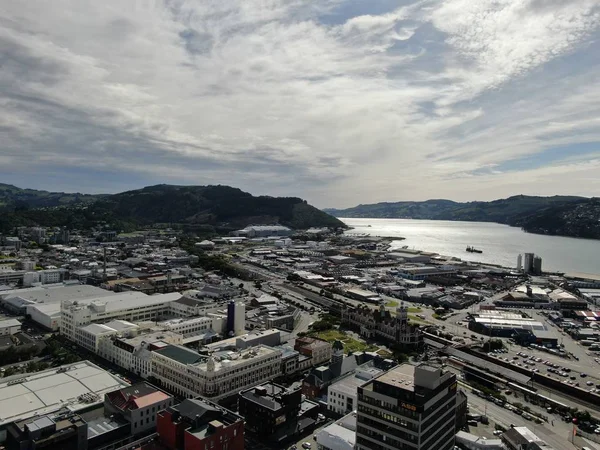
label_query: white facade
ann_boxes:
[0,319,21,336]
[151,344,282,400]
[327,365,383,415]
[26,304,61,331]
[157,316,226,338]
[77,320,139,353]
[99,331,183,378]
[60,292,181,342]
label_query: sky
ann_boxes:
[1,0,599,208]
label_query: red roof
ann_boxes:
[132,391,170,409]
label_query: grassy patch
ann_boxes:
[408,314,431,324]
[385,300,399,307]
[407,307,422,313]
[310,329,378,354]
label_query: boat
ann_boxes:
[466,246,483,254]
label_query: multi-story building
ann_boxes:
[315,412,357,450]
[76,320,139,353]
[6,413,88,450]
[294,336,332,366]
[158,316,225,338]
[342,304,423,349]
[104,383,174,436]
[151,344,282,401]
[156,398,244,450]
[327,362,385,416]
[60,291,181,342]
[98,330,183,378]
[356,364,458,450]
[238,382,319,443]
[0,318,21,336]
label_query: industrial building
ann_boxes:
[502,426,551,450]
[0,361,128,443]
[234,225,292,238]
[0,318,21,336]
[356,364,458,450]
[468,311,548,338]
[155,398,244,450]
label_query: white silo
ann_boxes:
[234,301,246,336]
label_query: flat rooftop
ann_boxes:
[374,364,416,392]
[0,361,128,426]
[0,284,114,304]
[66,291,182,313]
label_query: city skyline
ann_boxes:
[1,0,599,208]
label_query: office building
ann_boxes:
[226,300,246,337]
[533,256,543,275]
[151,344,282,401]
[104,383,174,436]
[156,398,244,450]
[523,253,535,274]
[294,336,332,366]
[356,364,458,450]
[238,382,319,443]
[516,254,522,271]
[76,320,139,353]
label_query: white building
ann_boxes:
[26,303,61,331]
[327,363,384,415]
[99,330,183,379]
[60,291,181,342]
[76,320,139,353]
[158,316,225,338]
[315,412,357,450]
[0,318,21,336]
[151,344,282,401]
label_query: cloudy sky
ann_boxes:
[1,0,599,208]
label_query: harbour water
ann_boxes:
[341,218,600,275]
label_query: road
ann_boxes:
[465,390,577,450]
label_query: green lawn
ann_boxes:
[385,300,399,307]
[407,314,431,324]
[310,329,379,354]
[407,307,422,313]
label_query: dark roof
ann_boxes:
[239,383,296,411]
[174,399,220,421]
[154,345,204,365]
[175,296,203,307]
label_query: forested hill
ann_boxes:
[325,195,600,239]
[0,184,345,233]
[0,183,104,210]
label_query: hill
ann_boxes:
[325,195,600,239]
[0,183,104,210]
[0,184,345,234]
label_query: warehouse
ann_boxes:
[468,311,547,338]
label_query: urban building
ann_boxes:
[60,291,181,342]
[502,426,552,449]
[151,344,282,401]
[226,300,246,337]
[76,320,139,353]
[327,362,385,415]
[238,382,319,443]
[5,412,88,450]
[0,361,128,442]
[356,364,458,450]
[294,336,332,367]
[158,316,223,339]
[99,330,183,378]
[315,412,357,450]
[0,318,21,336]
[342,304,423,349]
[156,398,244,450]
[523,253,535,274]
[104,383,174,436]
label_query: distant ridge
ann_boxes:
[0,183,345,234]
[324,195,600,240]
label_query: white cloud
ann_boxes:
[0,0,599,206]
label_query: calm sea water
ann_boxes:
[341,218,600,274]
